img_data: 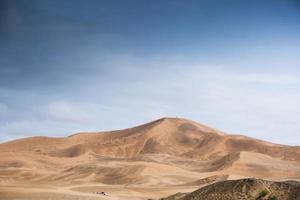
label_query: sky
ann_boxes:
[0,0,300,145]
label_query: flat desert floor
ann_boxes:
[0,184,199,200]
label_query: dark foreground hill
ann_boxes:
[163,178,300,200]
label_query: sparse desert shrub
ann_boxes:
[256,190,268,199]
[269,196,278,200]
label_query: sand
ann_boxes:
[0,117,299,200]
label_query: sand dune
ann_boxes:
[0,117,299,199]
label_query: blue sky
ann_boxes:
[0,0,300,145]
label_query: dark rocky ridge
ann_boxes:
[162,178,300,200]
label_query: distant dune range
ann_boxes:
[0,117,300,200]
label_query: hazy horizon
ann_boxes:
[1,0,300,145]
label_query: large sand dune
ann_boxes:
[0,117,299,199]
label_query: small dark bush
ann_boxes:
[269,196,278,200]
[256,190,268,199]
